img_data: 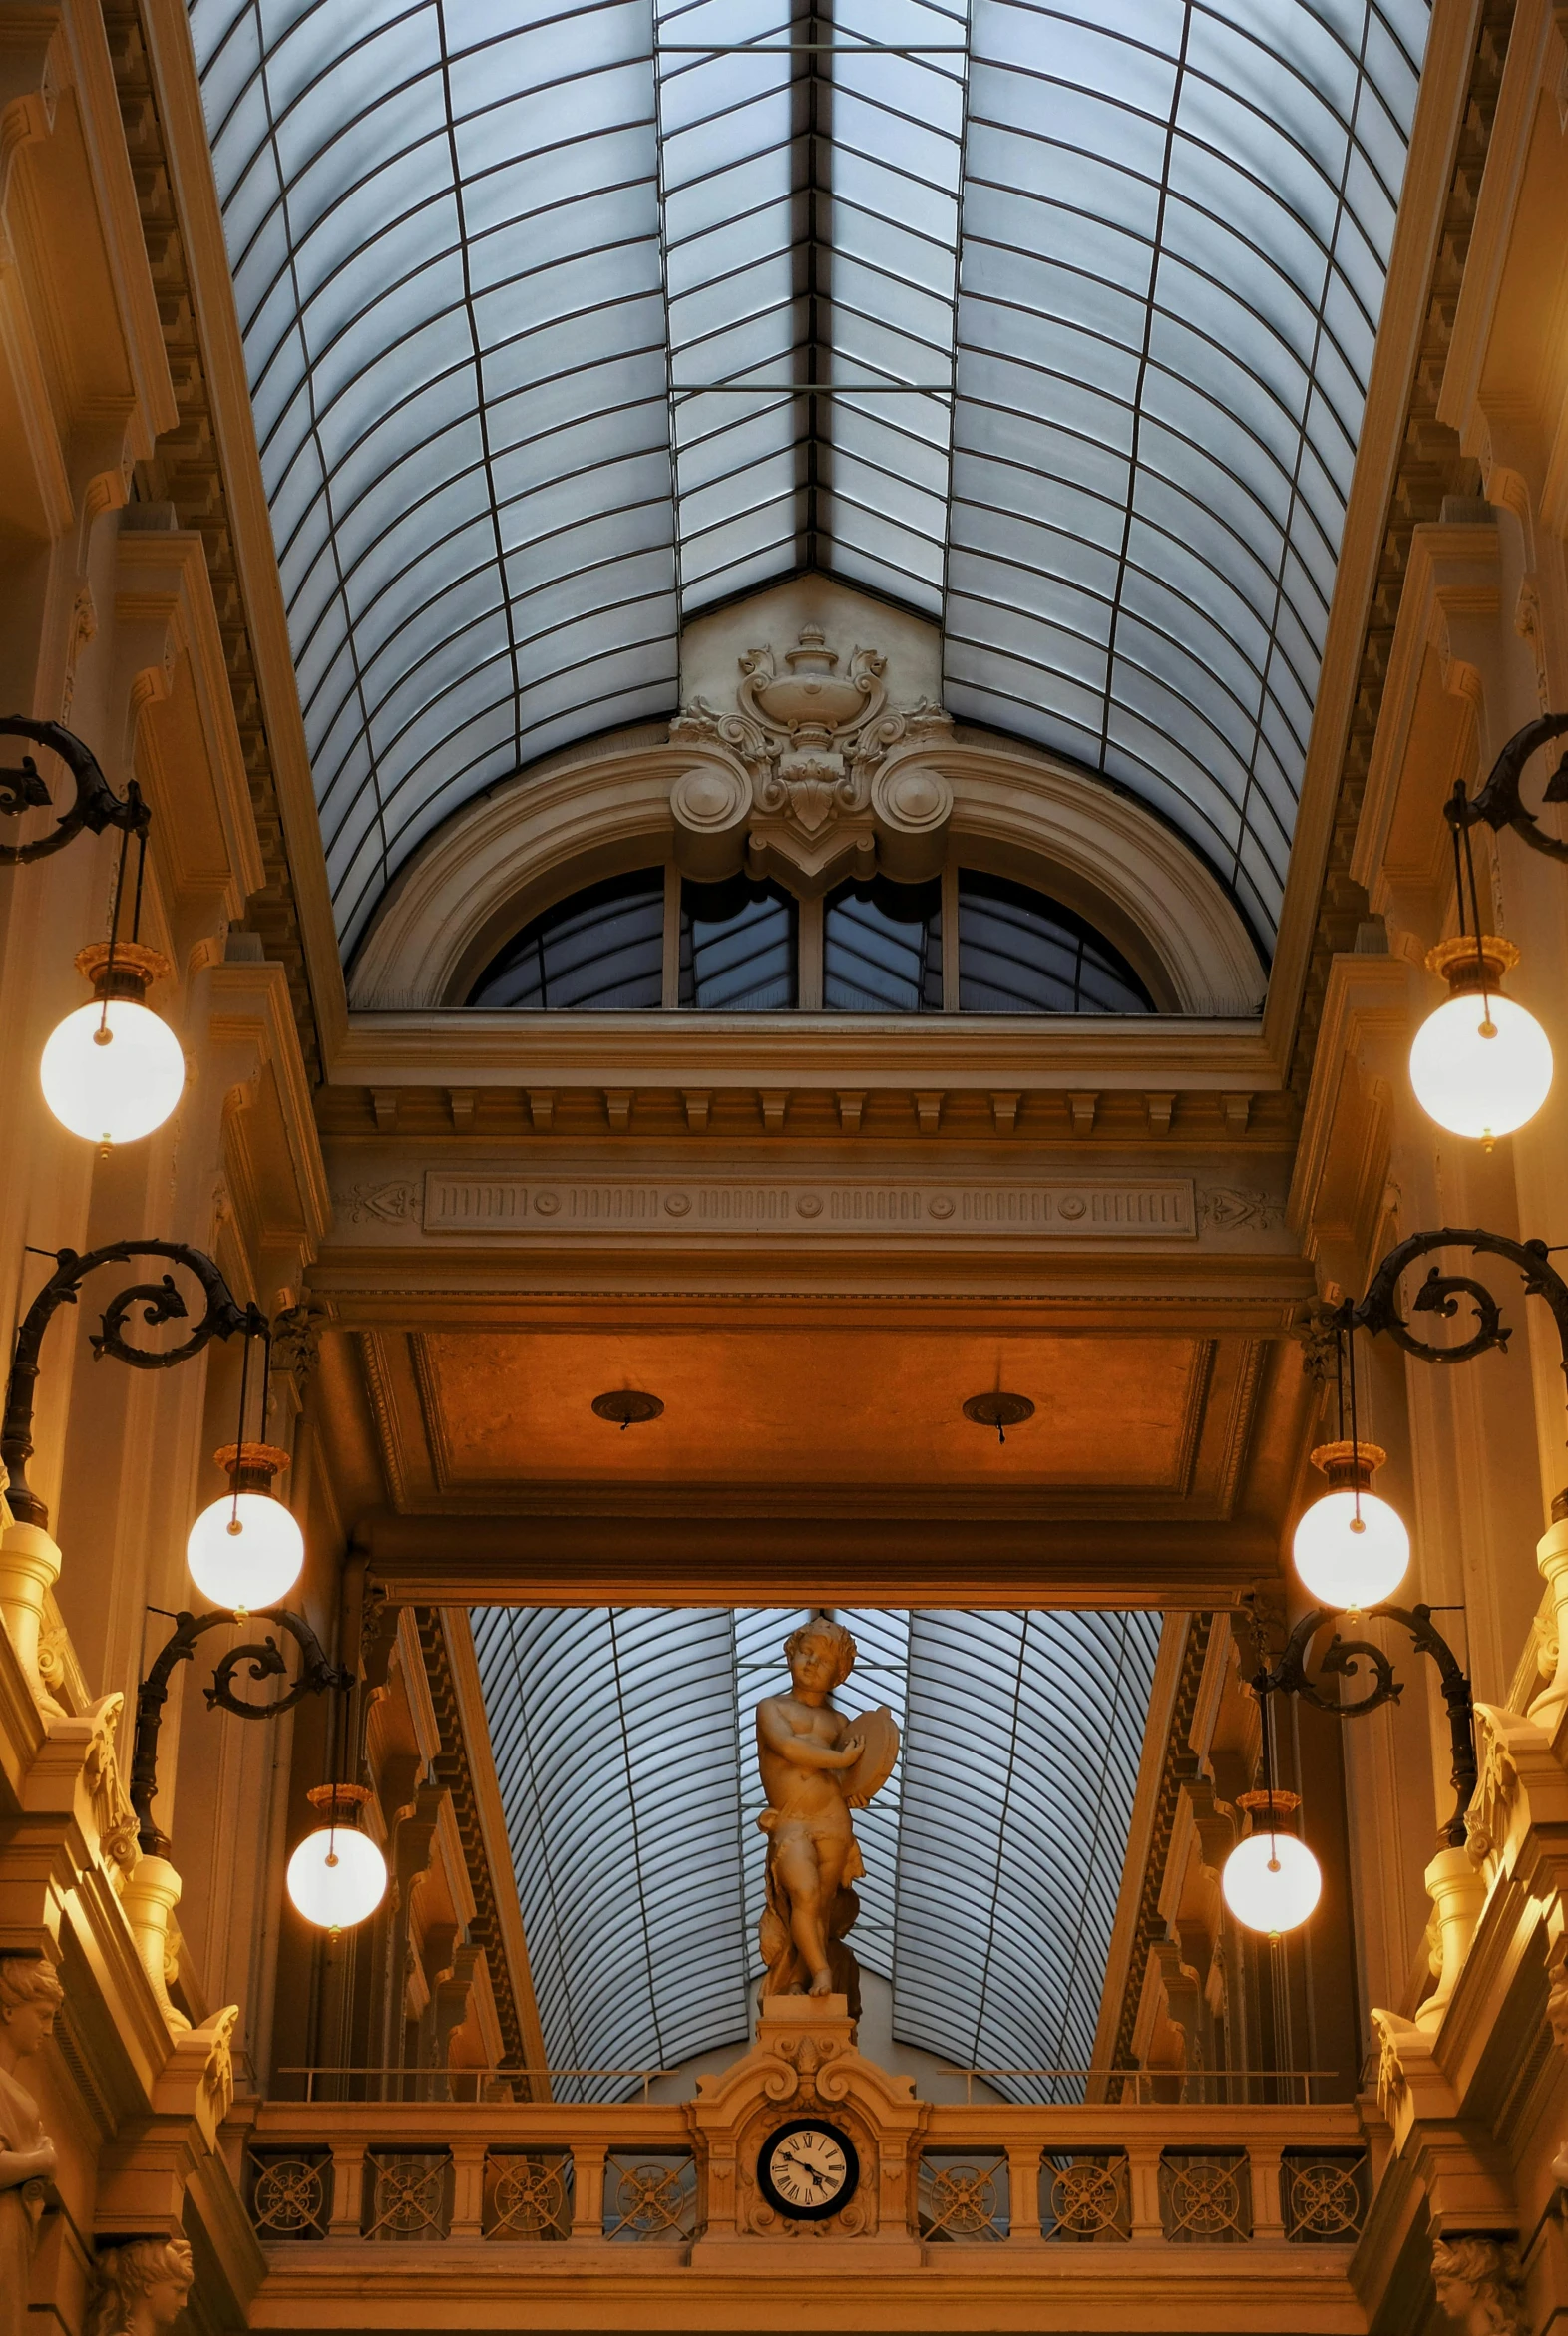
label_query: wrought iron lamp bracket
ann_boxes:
[1337,1226,1568,1403]
[1251,1601,1476,1850]
[0,716,148,865]
[131,1605,352,1856]
[1,1240,265,1528]
[1451,711,1568,866]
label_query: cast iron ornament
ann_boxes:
[131,1605,352,1856]
[0,716,149,864]
[1454,710,1568,865]
[1251,1600,1476,1849]
[1,1240,265,1528]
[1337,1225,1568,1410]
[756,2119,860,2222]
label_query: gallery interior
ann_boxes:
[3,0,1568,2331]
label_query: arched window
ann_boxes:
[468,869,664,1009]
[958,873,1152,1015]
[679,877,796,1009]
[467,864,1154,1013]
[823,877,942,1013]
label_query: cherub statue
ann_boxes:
[755,1615,899,2012]
[0,1957,64,2336]
[89,2236,196,2336]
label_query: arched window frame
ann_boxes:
[465,852,1160,1016]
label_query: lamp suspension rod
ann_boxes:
[1448,783,1493,1006]
[98,823,132,1040]
[131,824,148,942]
[230,1327,253,1531]
[1347,1323,1363,1531]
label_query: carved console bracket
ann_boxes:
[669,624,954,894]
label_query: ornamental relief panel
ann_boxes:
[669,622,954,892]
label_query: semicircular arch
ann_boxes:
[350,728,1265,1017]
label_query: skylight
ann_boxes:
[188,0,1430,957]
[470,1604,1161,2102]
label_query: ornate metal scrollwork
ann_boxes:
[1,1240,266,1528]
[1342,1225,1568,1407]
[1252,1601,1476,1849]
[1458,711,1568,865]
[132,1605,352,1856]
[0,716,148,865]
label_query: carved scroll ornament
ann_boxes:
[670,624,954,891]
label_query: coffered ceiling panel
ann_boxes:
[361,1322,1261,1515]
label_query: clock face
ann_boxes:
[757,2120,860,2221]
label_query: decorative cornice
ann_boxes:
[1107,1614,1215,2078]
[1288,0,1517,1100]
[108,0,322,1079]
[408,1610,532,2083]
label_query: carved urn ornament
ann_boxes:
[670,623,953,891]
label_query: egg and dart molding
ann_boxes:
[6,710,1568,1948]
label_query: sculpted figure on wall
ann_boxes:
[0,1957,64,2336]
[1431,2235,1527,2336]
[89,2237,196,2336]
[755,1615,898,2014]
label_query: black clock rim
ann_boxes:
[757,2118,860,2222]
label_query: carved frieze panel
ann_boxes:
[416,1173,1197,1241]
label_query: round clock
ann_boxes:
[756,2119,860,2221]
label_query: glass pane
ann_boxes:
[823,877,942,1012]
[679,876,796,1010]
[957,872,1151,1015]
[469,870,664,1009]
[471,1605,1160,2105]
[191,0,1432,961]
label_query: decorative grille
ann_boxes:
[918,2152,1009,2243]
[362,2149,454,2242]
[1282,2150,1369,2243]
[1158,2149,1252,2244]
[603,2152,697,2243]
[483,2150,573,2242]
[246,2148,331,2241]
[1041,2151,1131,2243]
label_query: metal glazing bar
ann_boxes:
[672,383,953,395]
[659,43,969,52]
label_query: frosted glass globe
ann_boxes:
[1293,1487,1409,1610]
[1222,1832,1322,1936]
[286,1826,387,1932]
[41,998,185,1146]
[187,1491,303,1611]
[1409,990,1552,1142]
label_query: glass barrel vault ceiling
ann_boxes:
[470,1606,1161,2102]
[188,0,1431,957]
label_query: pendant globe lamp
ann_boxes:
[1294,1440,1409,1611]
[1409,934,1551,1148]
[186,1328,303,1613]
[1294,1320,1409,1613]
[40,828,185,1149]
[1223,1789,1322,1939]
[1408,799,1551,1148]
[287,1784,387,1935]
